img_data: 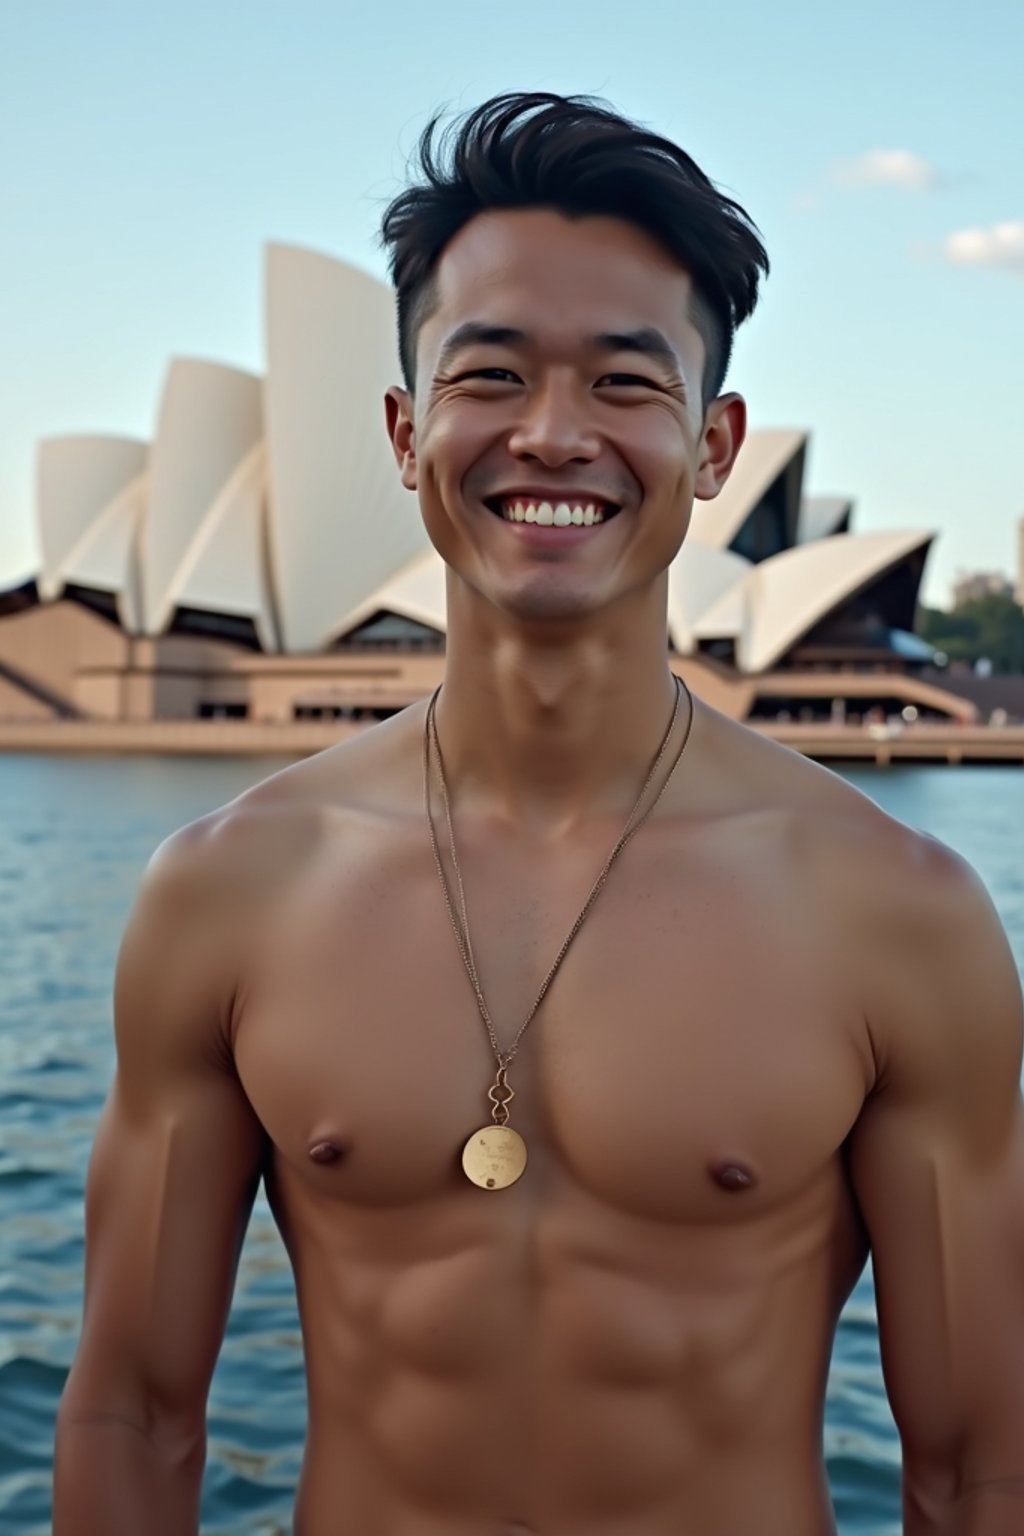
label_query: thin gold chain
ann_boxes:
[423,673,694,1071]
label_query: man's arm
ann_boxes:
[848,831,1024,1535]
[53,814,266,1535]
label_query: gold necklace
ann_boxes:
[423,674,695,1190]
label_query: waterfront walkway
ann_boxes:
[1,719,1022,765]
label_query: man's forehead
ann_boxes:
[425,209,700,357]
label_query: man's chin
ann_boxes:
[481,576,608,625]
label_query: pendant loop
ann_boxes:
[488,1065,515,1127]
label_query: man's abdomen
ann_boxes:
[287,1208,852,1536]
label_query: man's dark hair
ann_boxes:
[379,92,770,411]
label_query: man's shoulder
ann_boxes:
[695,701,906,850]
[704,712,1016,1082]
[721,716,1012,1053]
[697,702,983,927]
[239,700,424,818]
[121,712,425,1058]
[148,703,426,901]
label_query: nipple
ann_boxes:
[308,1139,346,1166]
[710,1159,756,1192]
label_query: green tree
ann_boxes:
[918,594,1024,674]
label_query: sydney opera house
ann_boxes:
[0,244,973,730]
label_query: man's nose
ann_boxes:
[505,379,601,465]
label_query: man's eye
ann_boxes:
[459,368,519,383]
[597,373,659,388]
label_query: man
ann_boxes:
[54,93,1024,1535]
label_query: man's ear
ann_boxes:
[385,386,417,491]
[694,392,747,501]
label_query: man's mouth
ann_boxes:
[483,496,620,527]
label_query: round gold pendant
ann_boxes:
[462,1124,528,1190]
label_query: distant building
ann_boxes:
[952,570,1014,608]
[0,243,973,730]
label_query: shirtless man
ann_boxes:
[54,93,1024,1535]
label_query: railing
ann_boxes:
[0,717,1022,764]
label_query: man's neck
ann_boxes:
[434,580,684,838]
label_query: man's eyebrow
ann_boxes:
[433,321,685,384]
[435,322,527,374]
[592,328,683,373]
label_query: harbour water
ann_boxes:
[1,753,1021,1534]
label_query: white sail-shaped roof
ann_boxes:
[690,566,753,648]
[37,435,148,603]
[687,428,806,550]
[142,359,263,635]
[694,530,933,673]
[168,443,280,651]
[263,244,430,653]
[798,495,852,544]
[331,547,448,641]
[667,542,752,652]
[65,474,147,633]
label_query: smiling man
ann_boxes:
[54,94,1024,1535]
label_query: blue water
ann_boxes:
[1,755,1021,1534]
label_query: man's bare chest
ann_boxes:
[234,835,871,1227]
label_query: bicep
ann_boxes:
[850,1085,1024,1482]
[75,1068,264,1427]
[849,839,1024,1495]
[64,824,266,1433]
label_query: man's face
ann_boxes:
[387,208,744,624]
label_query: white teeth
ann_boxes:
[498,496,610,526]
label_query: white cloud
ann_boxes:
[832,149,939,190]
[944,221,1024,272]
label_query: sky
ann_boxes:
[2,0,1022,608]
